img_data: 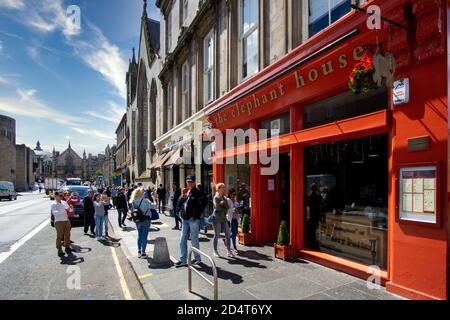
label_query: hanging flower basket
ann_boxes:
[348,55,379,94]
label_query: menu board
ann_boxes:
[399,166,437,224]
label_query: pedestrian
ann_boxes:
[83,189,96,235]
[116,187,129,228]
[156,184,167,214]
[227,189,240,255]
[175,176,205,268]
[111,186,119,208]
[212,183,232,258]
[196,183,209,235]
[175,187,189,231]
[130,188,155,258]
[98,184,104,195]
[105,186,112,198]
[104,195,113,238]
[62,191,80,244]
[50,192,72,257]
[171,182,182,230]
[38,184,42,194]
[94,193,110,241]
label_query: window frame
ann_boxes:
[181,61,189,121]
[182,0,189,25]
[302,0,364,42]
[239,0,259,82]
[167,81,173,129]
[203,29,215,105]
[166,11,172,52]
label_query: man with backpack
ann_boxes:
[175,176,207,268]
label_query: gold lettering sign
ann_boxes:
[213,46,364,127]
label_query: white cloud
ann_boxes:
[0,40,3,53]
[14,0,126,99]
[0,0,25,10]
[85,101,125,124]
[72,127,112,141]
[0,76,7,85]
[0,88,84,125]
[72,25,127,99]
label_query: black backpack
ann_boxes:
[131,199,147,222]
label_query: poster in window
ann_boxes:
[399,166,438,224]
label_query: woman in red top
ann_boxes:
[63,192,81,218]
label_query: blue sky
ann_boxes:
[0,0,159,156]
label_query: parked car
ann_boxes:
[0,181,17,201]
[65,178,82,186]
[51,186,97,225]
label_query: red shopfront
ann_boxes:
[205,0,448,300]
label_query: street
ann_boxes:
[0,193,146,300]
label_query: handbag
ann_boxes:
[150,208,159,221]
[207,214,216,224]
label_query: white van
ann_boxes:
[0,181,17,201]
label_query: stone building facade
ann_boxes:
[15,144,35,191]
[0,115,16,183]
[115,113,129,186]
[102,145,117,186]
[121,0,162,187]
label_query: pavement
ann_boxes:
[0,196,146,300]
[108,208,405,301]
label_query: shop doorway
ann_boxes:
[261,153,290,243]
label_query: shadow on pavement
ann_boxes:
[60,253,85,265]
[237,250,273,262]
[224,256,268,269]
[70,245,92,254]
[150,226,160,232]
[99,239,121,247]
[196,263,243,284]
[121,227,136,232]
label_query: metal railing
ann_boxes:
[188,247,218,300]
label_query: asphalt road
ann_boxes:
[0,193,146,300]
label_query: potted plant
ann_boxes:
[348,54,378,94]
[274,220,295,261]
[238,214,254,245]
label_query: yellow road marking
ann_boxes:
[138,273,153,280]
[110,246,132,300]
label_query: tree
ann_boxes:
[241,214,250,234]
[95,170,103,177]
[277,220,290,246]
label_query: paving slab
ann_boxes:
[108,209,404,301]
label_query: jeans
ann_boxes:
[230,219,239,250]
[180,218,201,263]
[199,212,206,231]
[158,198,165,213]
[104,216,109,234]
[136,219,151,253]
[95,215,106,239]
[84,213,95,234]
[117,208,127,226]
[213,221,231,252]
[173,201,182,228]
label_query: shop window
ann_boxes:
[240,0,259,80]
[304,134,388,270]
[261,113,291,138]
[303,87,388,129]
[225,158,251,218]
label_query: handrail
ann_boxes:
[188,247,218,300]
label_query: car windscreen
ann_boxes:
[0,183,10,190]
[65,188,89,199]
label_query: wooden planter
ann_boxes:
[238,231,254,246]
[274,243,296,261]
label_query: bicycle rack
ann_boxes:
[188,247,218,300]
